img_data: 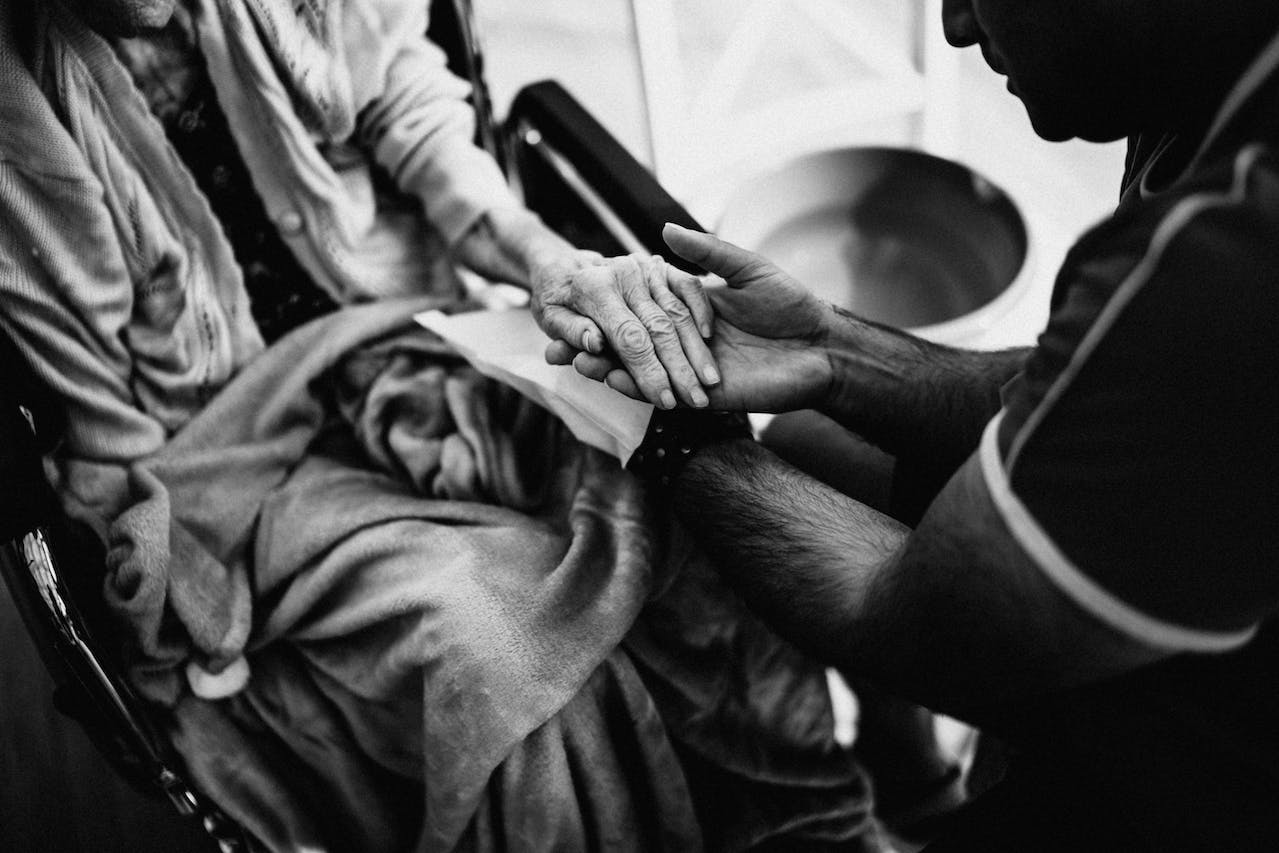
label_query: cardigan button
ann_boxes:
[277,209,304,235]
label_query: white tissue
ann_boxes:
[415,308,655,465]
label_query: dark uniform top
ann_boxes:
[970,25,1279,853]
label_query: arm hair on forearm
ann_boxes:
[818,306,1029,469]
[672,438,909,665]
[673,439,1166,724]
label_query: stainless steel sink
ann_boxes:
[717,146,1031,346]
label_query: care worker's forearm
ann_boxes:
[817,306,1029,467]
[671,440,1166,724]
[671,439,909,665]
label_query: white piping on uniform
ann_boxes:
[1006,144,1264,476]
[1190,28,1279,172]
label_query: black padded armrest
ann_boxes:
[0,398,51,542]
[0,334,62,542]
[0,332,249,847]
[506,81,705,272]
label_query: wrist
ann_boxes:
[462,208,573,281]
[810,301,844,407]
[628,409,754,489]
[817,308,925,427]
[496,209,575,270]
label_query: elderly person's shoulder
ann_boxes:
[0,3,104,247]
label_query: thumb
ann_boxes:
[663,222,768,288]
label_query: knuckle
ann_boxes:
[540,313,566,334]
[659,298,692,323]
[614,319,655,357]
[640,312,678,339]
[674,278,706,300]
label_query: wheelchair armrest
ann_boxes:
[1,423,161,791]
[0,329,65,459]
[1,384,167,789]
[1,332,251,850]
[0,334,64,542]
[505,81,705,273]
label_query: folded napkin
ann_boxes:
[417,308,654,464]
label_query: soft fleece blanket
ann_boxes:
[105,299,877,851]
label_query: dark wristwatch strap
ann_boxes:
[628,409,753,488]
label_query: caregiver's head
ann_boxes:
[61,0,176,35]
[941,0,1279,143]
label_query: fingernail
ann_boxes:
[701,323,713,339]
[581,330,592,350]
[703,364,720,385]
[691,388,709,408]
[660,390,677,410]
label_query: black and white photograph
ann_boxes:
[2,1,1276,850]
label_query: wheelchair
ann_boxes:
[0,2,703,849]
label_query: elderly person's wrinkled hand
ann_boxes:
[547,224,834,413]
[531,251,721,409]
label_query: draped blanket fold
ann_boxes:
[105,300,877,851]
[105,299,660,848]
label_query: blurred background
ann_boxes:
[476,0,1127,346]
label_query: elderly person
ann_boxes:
[0,0,887,850]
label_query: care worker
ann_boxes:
[554,1,1279,848]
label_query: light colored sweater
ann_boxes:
[0,1,261,522]
[0,0,518,519]
[193,0,520,301]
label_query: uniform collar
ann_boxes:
[1121,24,1279,205]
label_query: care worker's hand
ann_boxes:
[548,224,834,413]
[531,251,720,409]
